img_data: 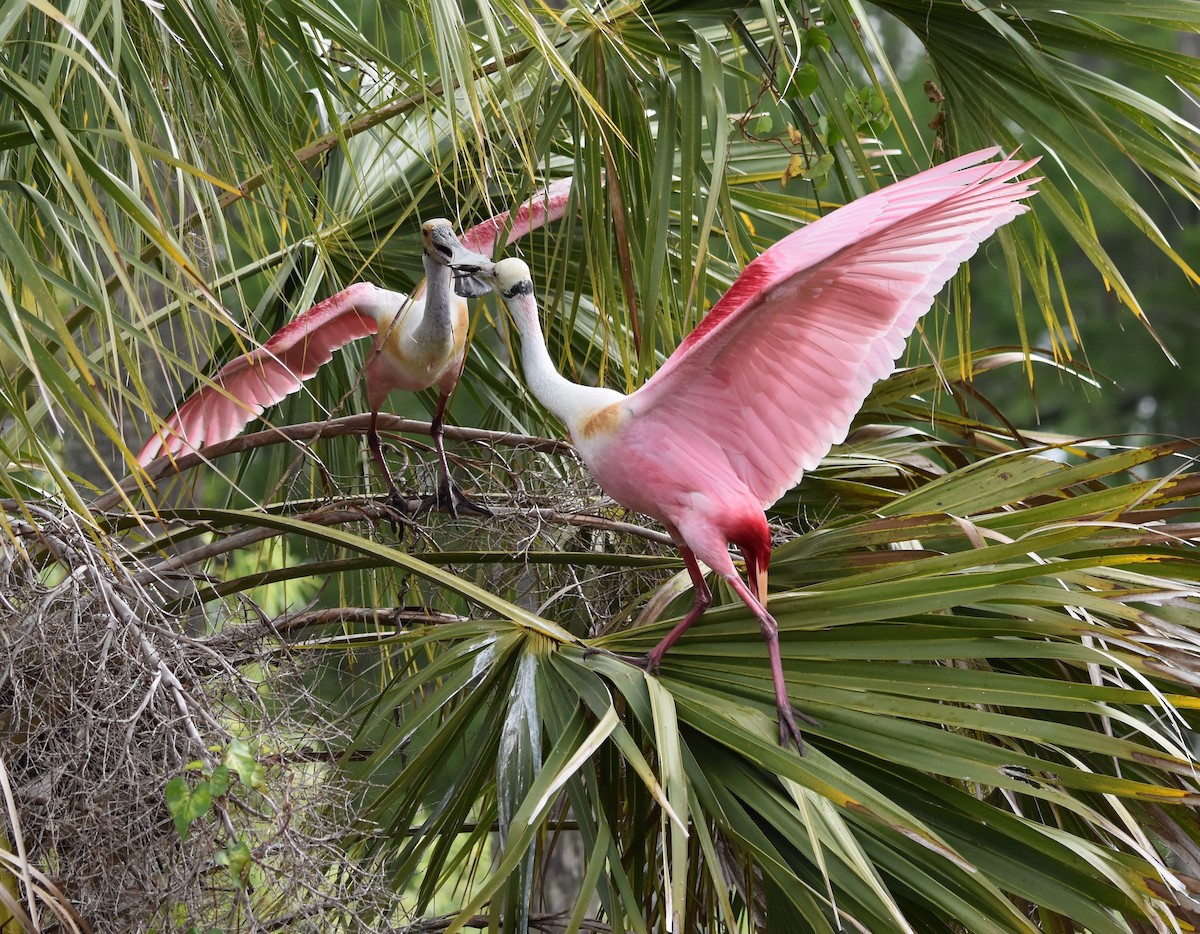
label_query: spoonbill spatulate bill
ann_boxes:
[137,177,577,517]
[483,149,1039,751]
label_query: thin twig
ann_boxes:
[197,607,467,648]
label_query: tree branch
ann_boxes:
[96,414,576,512]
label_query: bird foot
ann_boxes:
[381,488,422,538]
[417,479,493,520]
[777,703,820,756]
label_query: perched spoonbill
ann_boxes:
[479,149,1039,750]
[137,178,576,517]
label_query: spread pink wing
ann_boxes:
[137,282,401,465]
[459,176,576,257]
[624,148,1040,507]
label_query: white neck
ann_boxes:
[505,289,625,433]
[415,251,454,344]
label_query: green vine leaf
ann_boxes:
[207,764,231,799]
[164,775,213,842]
[216,840,253,888]
[224,739,265,790]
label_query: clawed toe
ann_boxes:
[381,489,421,538]
[418,479,492,520]
[383,489,416,513]
[792,707,821,729]
[777,704,819,755]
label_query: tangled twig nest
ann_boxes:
[0,502,396,931]
[397,436,675,635]
[131,417,680,639]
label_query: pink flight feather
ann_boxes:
[136,283,387,464]
[459,176,577,257]
[619,148,1040,510]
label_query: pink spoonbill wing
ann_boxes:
[623,148,1040,507]
[138,176,579,467]
[459,175,577,257]
[137,282,398,465]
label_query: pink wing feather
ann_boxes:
[624,148,1040,507]
[459,176,576,257]
[136,282,394,465]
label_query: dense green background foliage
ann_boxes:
[1,0,1199,930]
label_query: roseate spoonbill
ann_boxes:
[137,177,576,517]
[479,149,1039,751]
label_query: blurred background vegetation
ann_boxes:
[1,0,1199,931]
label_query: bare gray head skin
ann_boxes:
[492,257,532,298]
[422,219,495,298]
[491,258,537,339]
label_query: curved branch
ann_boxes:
[96,414,576,512]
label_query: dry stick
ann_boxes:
[96,414,575,512]
[0,754,39,931]
[0,885,36,934]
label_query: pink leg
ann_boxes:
[724,574,816,754]
[424,391,491,519]
[643,546,713,671]
[370,408,422,534]
[368,408,400,497]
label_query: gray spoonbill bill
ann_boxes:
[137,177,577,517]
[478,149,1039,750]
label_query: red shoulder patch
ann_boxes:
[675,255,778,355]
